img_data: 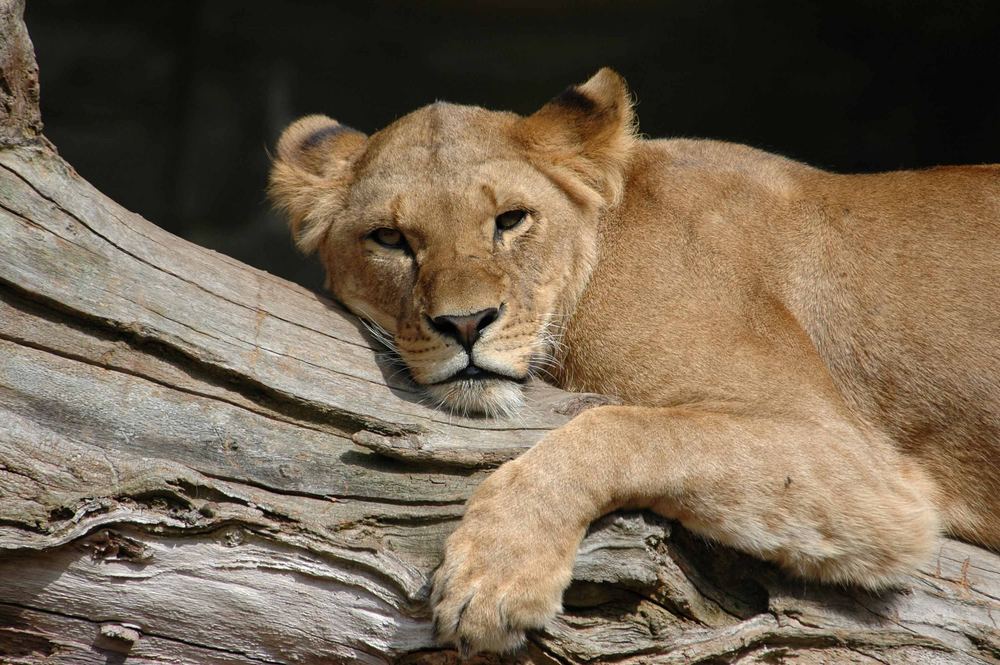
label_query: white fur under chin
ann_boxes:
[424,378,524,419]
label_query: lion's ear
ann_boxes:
[516,68,637,207]
[268,115,367,254]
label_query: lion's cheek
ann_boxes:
[334,271,402,336]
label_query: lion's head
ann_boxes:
[269,69,635,416]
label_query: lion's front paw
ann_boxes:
[430,468,579,655]
[431,522,574,654]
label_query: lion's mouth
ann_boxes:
[432,363,527,385]
[423,365,527,418]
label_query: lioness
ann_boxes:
[270,69,1000,654]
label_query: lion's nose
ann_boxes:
[430,308,499,351]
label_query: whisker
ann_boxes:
[359,316,399,354]
[386,366,416,384]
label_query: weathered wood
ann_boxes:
[1,2,998,662]
[0,0,40,148]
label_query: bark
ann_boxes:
[1,2,998,663]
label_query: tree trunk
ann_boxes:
[1,3,997,663]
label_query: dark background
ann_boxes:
[25,1,1000,291]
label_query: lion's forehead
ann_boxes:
[358,142,521,179]
[349,156,552,210]
[386,101,514,139]
[362,102,513,157]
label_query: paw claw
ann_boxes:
[458,637,472,660]
[455,596,471,629]
[429,461,577,654]
[429,527,572,654]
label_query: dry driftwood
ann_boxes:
[1,2,998,663]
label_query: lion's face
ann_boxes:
[270,69,635,416]
[325,121,593,417]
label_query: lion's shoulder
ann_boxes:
[647,138,818,195]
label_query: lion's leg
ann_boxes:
[431,404,940,654]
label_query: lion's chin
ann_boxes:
[424,377,524,419]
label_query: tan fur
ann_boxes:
[270,68,1000,654]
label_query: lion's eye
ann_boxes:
[370,227,407,250]
[495,209,527,232]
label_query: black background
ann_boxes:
[25,1,1000,291]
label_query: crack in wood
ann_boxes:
[0,278,410,439]
[0,600,288,664]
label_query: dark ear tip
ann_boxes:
[275,114,367,164]
[553,85,598,113]
[299,123,358,151]
[274,114,368,176]
[592,66,624,82]
[551,68,630,116]
[581,67,628,100]
[275,115,332,160]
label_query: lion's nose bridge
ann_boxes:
[419,263,506,320]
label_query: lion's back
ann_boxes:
[587,140,1000,544]
[784,164,1000,544]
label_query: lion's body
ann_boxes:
[564,139,1000,545]
[271,69,1000,653]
